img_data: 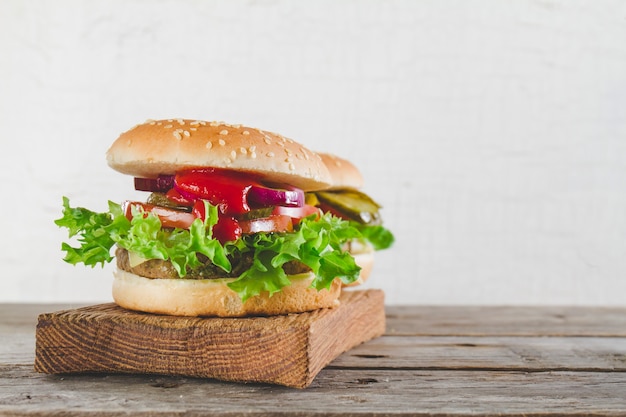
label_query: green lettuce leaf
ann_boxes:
[55,197,127,267]
[56,198,231,276]
[56,198,394,303]
[226,213,364,300]
[352,222,395,250]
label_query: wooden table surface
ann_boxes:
[1,303,626,416]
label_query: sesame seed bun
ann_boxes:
[112,269,342,317]
[106,119,333,191]
[317,153,364,190]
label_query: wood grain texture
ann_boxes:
[2,304,626,416]
[3,365,626,416]
[334,335,626,371]
[385,305,626,336]
[34,290,385,388]
[7,303,626,336]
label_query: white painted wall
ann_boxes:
[1,0,625,305]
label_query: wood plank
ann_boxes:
[335,335,626,371]
[6,304,626,336]
[6,332,626,373]
[386,305,626,336]
[3,304,626,416]
[34,290,385,388]
[5,305,626,372]
[2,364,625,416]
[0,303,90,327]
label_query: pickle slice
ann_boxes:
[315,189,382,225]
[304,192,320,207]
[146,193,193,212]
[238,207,274,221]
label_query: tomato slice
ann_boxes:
[272,205,321,224]
[183,200,294,240]
[123,201,197,229]
[239,215,293,234]
[124,198,296,245]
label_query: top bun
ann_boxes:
[318,153,364,189]
[107,119,333,191]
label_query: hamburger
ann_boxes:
[56,119,393,317]
[314,153,387,286]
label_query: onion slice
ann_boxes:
[134,175,174,192]
[247,185,304,208]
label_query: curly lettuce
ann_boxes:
[56,197,394,302]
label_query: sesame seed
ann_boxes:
[127,139,132,146]
[156,122,162,126]
[249,146,256,152]
[239,147,247,154]
[167,119,173,122]
[288,163,296,170]
[284,149,292,156]
[218,139,226,146]
[250,152,257,159]
[173,130,182,140]
[242,130,250,136]
[263,137,271,144]
[230,150,237,159]
[199,121,207,126]
[164,124,173,129]
[183,130,190,137]
[206,141,213,149]
[285,157,292,163]
[276,141,285,147]
[190,121,200,126]
[219,129,229,135]
[266,152,275,157]
[190,127,197,131]
[210,121,220,127]
[177,119,185,125]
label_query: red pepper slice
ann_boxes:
[174,168,253,215]
[191,200,242,243]
[165,188,195,207]
[212,216,242,244]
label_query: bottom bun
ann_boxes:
[112,269,341,317]
[344,252,374,287]
[343,243,375,287]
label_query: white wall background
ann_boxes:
[1,0,625,305]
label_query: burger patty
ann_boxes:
[115,247,311,279]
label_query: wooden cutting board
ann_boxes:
[34,289,385,388]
